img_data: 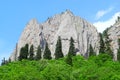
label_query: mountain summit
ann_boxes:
[10,10,100,61]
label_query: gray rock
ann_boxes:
[10,10,100,61]
[107,21,120,60]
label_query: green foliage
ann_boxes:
[24,44,29,59]
[0,60,47,80]
[89,53,112,66]
[65,37,76,66]
[1,58,6,65]
[105,42,113,58]
[19,47,25,61]
[40,60,72,80]
[66,54,73,66]
[68,37,76,56]
[1,58,9,66]
[103,28,113,58]
[29,45,34,60]
[43,42,52,60]
[1,54,120,80]
[54,36,64,59]
[89,44,95,56]
[117,39,120,61]
[19,44,29,61]
[103,27,109,38]
[35,45,42,60]
[99,33,105,53]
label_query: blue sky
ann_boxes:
[0,0,120,63]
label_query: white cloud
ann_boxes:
[95,7,113,20]
[93,12,120,33]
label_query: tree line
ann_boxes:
[17,36,97,66]
[17,36,76,66]
[2,31,120,65]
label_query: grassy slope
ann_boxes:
[0,54,120,80]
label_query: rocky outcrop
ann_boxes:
[10,19,41,61]
[10,10,100,61]
[107,20,120,60]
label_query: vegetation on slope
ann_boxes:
[1,54,120,80]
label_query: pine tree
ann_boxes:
[99,33,105,53]
[1,57,6,65]
[19,47,25,61]
[68,37,76,56]
[66,37,75,66]
[103,29,113,58]
[24,44,29,59]
[19,44,29,61]
[35,45,42,60]
[43,42,52,60]
[29,45,34,60]
[117,39,120,61]
[89,44,95,56]
[8,58,11,63]
[105,42,113,57]
[66,53,73,66]
[54,36,64,59]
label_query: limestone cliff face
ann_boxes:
[10,19,41,61]
[10,10,100,61]
[107,20,120,60]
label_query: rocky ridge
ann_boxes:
[10,10,100,61]
[107,19,120,60]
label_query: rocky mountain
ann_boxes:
[10,10,100,61]
[107,18,120,60]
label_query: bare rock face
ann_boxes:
[10,19,41,61]
[10,10,100,61]
[107,20,120,60]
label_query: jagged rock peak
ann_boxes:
[10,10,100,61]
[28,18,38,25]
[63,9,73,15]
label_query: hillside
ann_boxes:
[1,54,120,80]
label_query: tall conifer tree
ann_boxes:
[43,42,52,60]
[24,44,29,59]
[89,44,95,56]
[66,53,73,66]
[99,33,105,53]
[54,36,64,59]
[19,44,29,60]
[29,45,34,60]
[68,37,76,56]
[66,37,75,66]
[19,47,25,61]
[1,57,6,65]
[117,39,120,61]
[103,28,113,58]
[35,45,42,60]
